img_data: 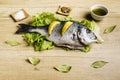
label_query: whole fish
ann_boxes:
[16,21,97,49]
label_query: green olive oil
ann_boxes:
[92,8,107,16]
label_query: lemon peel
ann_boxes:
[61,21,73,35]
[48,21,60,35]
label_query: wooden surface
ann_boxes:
[0,0,120,80]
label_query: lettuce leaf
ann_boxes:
[34,40,54,51]
[81,20,96,31]
[80,45,91,53]
[31,12,59,27]
[58,16,78,21]
[23,33,54,51]
[31,12,78,27]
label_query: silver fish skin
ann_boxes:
[16,21,97,49]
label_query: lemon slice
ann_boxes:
[48,21,60,35]
[61,21,73,35]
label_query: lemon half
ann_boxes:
[61,21,73,35]
[48,21,60,35]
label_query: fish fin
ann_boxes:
[15,24,34,34]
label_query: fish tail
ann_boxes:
[15,24,34,34]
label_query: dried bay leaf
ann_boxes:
[104,25,116,34]
[91,61,108,68]
[54,65,72,73]
[27,57,40,66]
[5,40,20,46]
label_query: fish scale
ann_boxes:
[16,21,97,49]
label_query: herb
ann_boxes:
[91,61,108,68]
[61,7,71,13]
[57,6,72,16]
[54,65,72,73]
[27,57,40,65]
[31,12,59,27]
[104,25,116,34]
[80,45,91,53]
[5,40,20,46]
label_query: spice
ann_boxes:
[57,6,72,16]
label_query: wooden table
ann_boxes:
[0,0,120,80]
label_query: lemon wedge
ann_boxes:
[61,21,73,35]
[48,21,60,35]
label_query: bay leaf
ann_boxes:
[28,57,40,66]
[54,65,72,73]
[104,25,116,34]
[5,40,20,46]
[91,61,108,68]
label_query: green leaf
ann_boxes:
[58,16,78,21]
[91,61,108,68]
[23,33,54,51]
[5,40,20,46]
[104,25,116,34]
[80,45,91,53]
[27,57,40,66]
[31,12,59,27]
[34,40,54,51]
[80,20,97,31]
[54,65,72,73]
[31,12,79,27]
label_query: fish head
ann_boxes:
[77,25,97,45]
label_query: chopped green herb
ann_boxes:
[104,25,116,34]
[54,65,72,73]
[5,40,20,46]
[91,61,108,68]
[27,57,40,66]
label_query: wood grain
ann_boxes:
[0,0,120,80]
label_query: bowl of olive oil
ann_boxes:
[90,4,108,20]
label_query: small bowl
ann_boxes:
[90,4,108,21]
